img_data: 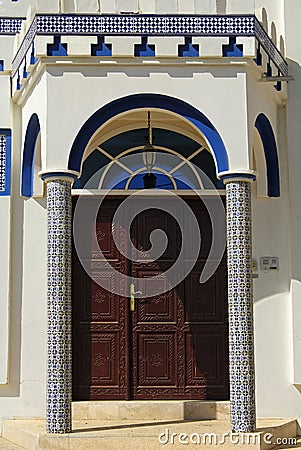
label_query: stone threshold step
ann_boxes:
[72,400,230,421]
[0,437,26,450]
[2,418,298,450]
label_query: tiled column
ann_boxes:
[222,173,256,433]
[41,171,78,434]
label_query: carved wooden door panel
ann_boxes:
[72,197,229,400]
[72,199,129,400]
[130,198,228,400]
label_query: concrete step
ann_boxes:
[0,437,26,450]
[72,400,230,421]
[2,417,298,450]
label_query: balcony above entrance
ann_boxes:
[4,11,288,98]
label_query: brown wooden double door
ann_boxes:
[72,197,229,400]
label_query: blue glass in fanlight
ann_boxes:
[111,171,196,190]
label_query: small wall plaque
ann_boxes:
[260,256,279,271]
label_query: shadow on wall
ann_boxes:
[46,64,241,81]
[286,59,301,282]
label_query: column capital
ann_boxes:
[218,170,257,184]
[39,169,80,183]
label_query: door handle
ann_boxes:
[130,283,142,312]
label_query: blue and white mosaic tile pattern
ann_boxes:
[0,17,22,34]
[254,19,288,76]
[225,180,256,433]
[0,131,11,196]
[46,179,72,434]
[12,18,37,77]
[36,14,255,36]
[0,135,7,193]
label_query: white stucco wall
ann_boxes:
[284,0,301,396]
[0,0,257,17]
[255,0,285,48]
[42,64,250,175]
[20,197,47,418]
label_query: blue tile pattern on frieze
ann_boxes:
[0,131,11,196]
[225,180,256,433]
[254,19,287,78]
[36,14,255,35]
[0,135,7,193]
[0,17,22,34]
[46,179,72,434]
[12,18,37,77]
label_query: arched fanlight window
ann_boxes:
[73,123,225,191]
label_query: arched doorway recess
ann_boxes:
[42,94,256,433]
[71,107,229,401]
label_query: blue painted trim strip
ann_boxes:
[0,129,12,196]
[220,173,256,182]
[68,93,229,176]
[255,113,280,197]
[41,172,78,181]
[21,114,40,198]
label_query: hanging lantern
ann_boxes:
[142,143,156,172]
[142,111,157,188]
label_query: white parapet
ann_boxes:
[35,36,53,57]
[236,37,256,57]
[116,0,139,13]
[36,0,61,13]
[139,0,156,13]
[148,37,186,57]
[194,0,216,14]
[178,0,194,14]
[0,76,11,126]
[0,37,15,72]
[155,0,178,14]
[64,36,97,56]
[109,37,143,57]
[75,0,100,13]
[192,37,230,57]
[227,0,255,14]
[100,0,117,14]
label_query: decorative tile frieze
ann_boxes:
[11,14,288,78]
[12,18,37,77]
[225,179,256,433]
[254,18,288,76]
[0,130,11,196]
[36,14,256,36]
[0,136,7,192]
[46,178,73,434]
[0,17,22,34]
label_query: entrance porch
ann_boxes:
[1,403,298,450]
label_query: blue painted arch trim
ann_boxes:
[254,113,280,197]
[68,94,229,175]
[21,113,40,197]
